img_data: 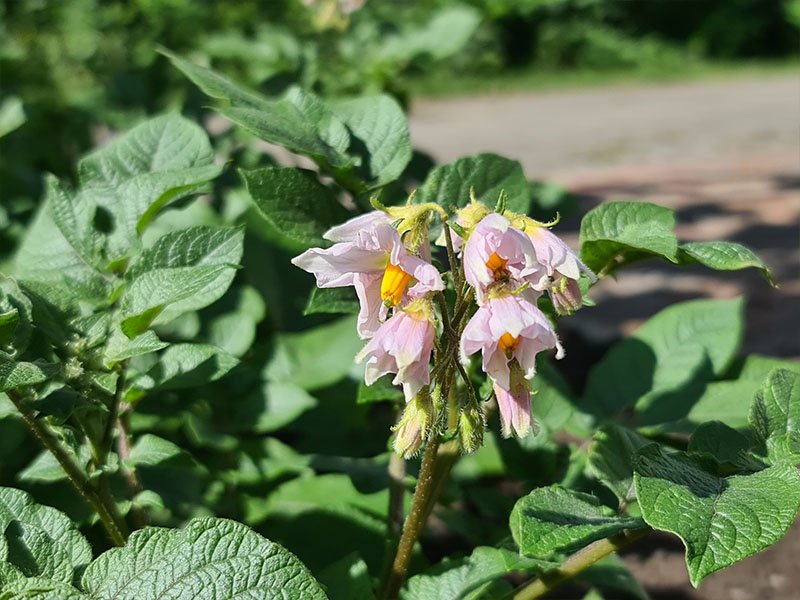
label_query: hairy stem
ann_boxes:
[6,390,129,546]
[380,433,442,600]
[116,407,148,529]
[100,363,127,463]
[509,527,652,600]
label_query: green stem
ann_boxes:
[100,363,127,463]
[509,528,652,600]
[6,390,129,546]
[379,433,442,600]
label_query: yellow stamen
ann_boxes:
[381,262,413,306]
[498,332,520,355]
[486,251,509,281]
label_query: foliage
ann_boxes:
[0,49,797,600]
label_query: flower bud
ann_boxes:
[392,387,434,458]
[458,401,485,454]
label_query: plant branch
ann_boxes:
[6,390,129,546]
[509,527,652,600]
[379,433,442,600]
[100,362,127,463]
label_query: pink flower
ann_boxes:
[292,213,443,338]
[462,214,545,304]
[460,293,562,437]
[523,225,595,315]
[356,303,436,401]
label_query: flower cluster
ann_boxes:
[293,199,593,456]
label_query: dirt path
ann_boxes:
[411,75,800,600]
[409,74,799,176]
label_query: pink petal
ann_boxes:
[323,211,392,242]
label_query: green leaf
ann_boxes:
[218,87,353,169]
[103,329,167,366]
[0,359,59,393]
[81,517,327,599]
[317,552,374,600]
[750,369,800,464]
[687,421,754,469]
[78,114,221,257]
[579,201,678,274]
[0,278,33,355]
[161,49,274,109]
[633,445,800,586]
[236,381,318,433]
[588,425,651,504]
[265,316,362,391]
[0,96,26,138]
[380,5,480,63]
[0,487,91,584]
[138,343,238,391]
[240,167,349,251]
[679,241,774,285]
[305,287,359,316]
[510,487,645,558]
[585,298,743,421]
[576,555,649,600]
[207,285,266,357]
[0,576,88,599]
[357,375,403,405]
[46,177,103,268]
[332,95,411,188]
[120,226,243,336]
[414,153,530,213]
[401,546,549,600]
[14,191,112,311]
[167,50,355,168]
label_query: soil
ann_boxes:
[409,73,800,600]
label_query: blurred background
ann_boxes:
[1,1,798,598]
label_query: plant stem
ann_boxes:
[380,433,442,600]
[116,406,148,529]
[509,527,652,600]
[6,390,129,546]
[100,363,127,463]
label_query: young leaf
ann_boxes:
[0,487,91,584]
[401,546,551,600]
[332,95,412,188]
[0,358,59,393]
[750,368,800,464]
[81,517,327,599]
[509,486,645,558]
[240,167,349,251]
[678,241,774,285]
[0,277,33,355]
[103,329,168,366]
[633,445,800,586]
[579,201,678,274]
[414,153,530,213]
[585,298,743,421]
[587,425,651,504]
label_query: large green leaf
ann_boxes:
[584,298,743,421]
[579,201,678,274]
[678,241,774,285]
[633,445,800,586]
[81,517,327,599]
[136,343,238,391]
[332,95,411,187]
[264,316,362,391]
[401,546,549,600]
[750,369,800,464]
[14,190,112,311]
[304,287,359,316]
[414,153,530,213]
[119,226,243,336]
[78,114,221,258]
[0,487,91,584]
[380,5,480,63]
[0,278,33,355]
[240,167,349,251]
[236,381,318,433]
[510,486,644,558]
